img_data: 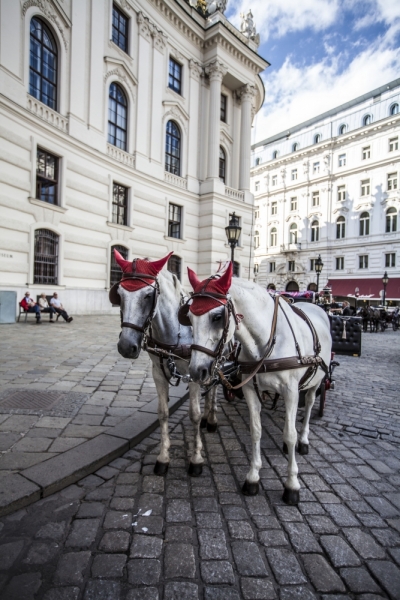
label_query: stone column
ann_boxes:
[205,60,227,180]
[188,60,202,181]
[150,27,167,164]
[238,84,256,191]
[136,12,152,160]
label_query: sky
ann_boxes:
[225,0,400,144]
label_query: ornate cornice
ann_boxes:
[22,0,69,50]
[137,11,168,50]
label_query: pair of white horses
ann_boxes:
[113,251,331,505]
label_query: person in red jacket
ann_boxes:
[20,292,41,323]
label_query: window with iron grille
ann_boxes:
[108,83,127,150]
[112,183,128,226]
[361,179,370,196]
[290,197,297,211]
[219,147,226,183]
[359,254,368,269]
[385,253,396,267]
[386,207,397,232]
[337,185,346,201]
[220,94,227,122]
[29,17,57,110]
[165,121,181,175]
[112,4,129,53]
[34,229,58,285]
[336,257,344,270]
[388,172,398,190]
[389,137,398,152]
[312,191,320,206]
[36,148,58,205]
[168,58,182,94]
[168,203,182,238]
[110,245,128,287]
[288,260,295,272]
[269,262,276,272]
[167,255,182,281]
[362,146,371,160]
[233,261,240,277]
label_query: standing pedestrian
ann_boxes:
[49,293,73,322]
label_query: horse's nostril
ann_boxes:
[201,369,208,382]
[131,345,138,355]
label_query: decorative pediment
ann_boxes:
[22,0,70,49]
[355,202,372,211]
[307,211,322,219]
[267,220,279,226]
[163,101,189,133]
[220,128,233,147]
[333,206,349,214]
[285,214,302,222]
[104,57,137,98]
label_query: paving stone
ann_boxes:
[43,588,80,600]
[65,518,100,548]
[222,505,248,520]
[201,560,235,584]
[54,551,91,585]
[164,582,198,600]
[244,495,271,515]
[266,548,307,585]
[166,499,192,522]
[165,542,196,578]
[302,554,346,592]
[365,496,399,518]
[323,504,360,527]
[371,527,400,547]
[280,586,317,600]
[240,578,276,599]
[198,529,229,560]
[103,510,132,530]
[193,497,219,512]
[126,589,159,600]
[306,515,339,534]
[340,567,382,593]
[83,580,121,599]
[275,506,303,521]
[130,535,163,558]
[23,541,60,565]
[99,531,130,553]
[142,476,164,493]
[343,528,386,559]
[204,588,240,600]
[35,521,67,541]
[111,497,135,511]
[320,535,361,567]
[0,539,25,569]
[227,520,254,539]
[76,502,105,518]
[232,541,268,576]
[165,525,193,543]
[282,522,321,553]
[367,560,400,599]
[91,554,126,578]
[196,512,222,528]
[258,529,288,546]
[95,466,119,480]
[135,516,163,535]
[127,559,161,585]
[2,572,42,600]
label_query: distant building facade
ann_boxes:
[251,79,400,303]
[0,0,267,314]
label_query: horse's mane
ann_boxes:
[159,268,187,301]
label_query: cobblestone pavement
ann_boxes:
[0,316,154,477]
[1,331,400,599]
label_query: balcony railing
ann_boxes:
[27,95,68,132]
[225,186,244,201]
[107,144,135,168]
[164,172,188,189]
[280,243,301,253]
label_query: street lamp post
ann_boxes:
[225,212,242,264]
[315,254,324,293]
[382,271,389,308]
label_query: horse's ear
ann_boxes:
[216,261,233,293]
[114,249,131,273]
[149,251,174,275]
[187,268,201,291]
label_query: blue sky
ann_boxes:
[225,0,400,143]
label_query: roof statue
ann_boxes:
[240,9,260,46]
[186,0,227,16]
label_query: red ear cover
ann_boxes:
[215,262,233,295]
[187,268,202,291]
[118,251,174,292]
[149,251,174,275]
[188,262,233,316]
[114,249,132,273]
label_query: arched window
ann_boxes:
[336,216,346,239]
[286,281,299,292]
[360,212,370,236]
[339,124,347,135]
[233,261,240,277]
[255,157,260,166]
[290,223,298,244]
[254,230,260,249]
[390,103,399,116]
[292,143,299,152]
[34,229,59,285]
[363,114,372,126]
[219,147,226,183]
[314,134,321,144]
[386,207,397,233]
[272,150,278,159]
[110,245,128,287]
[165,121,181,176]
[29,17,57,110]
[311,220,319,242]
[267,283,276,291]
[270,228,277,247]
[167,254,182,281]
[307,282,318,292]
[108,83,127,150]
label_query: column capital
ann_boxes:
[238,83,256,102]
[189,59,203,80]
[205,59,227,81]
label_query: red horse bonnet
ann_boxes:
[187,263,233,316]
[114,250,173,291]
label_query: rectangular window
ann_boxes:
[269,262,276,273]
[388,172,398,190]
[288,260,295,272]
[361,179,370,196]
[310,259,315,271]
[337,185,346,201]
[168,203,182,238]
[36,148,59,205]
[112,183,128,226]
[271,201,277,215]
[362,146,371,160]
[359,255,368,269]
[335,257,344,270]
[338,153,346,167]
[313,162,320,174]
[255,181,260,192]
[254,208,259,219]
[385,253,396,267]
[312,191,320,206]
[220,94,227,122]
[168,58,182,95]
[290,197,297,211]
[112,4,129,53]
[389,137,398,152]
[291,169,298,181]
[272,175,277,186]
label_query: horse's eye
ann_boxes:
[212,313,222,323]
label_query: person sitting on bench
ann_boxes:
[38,293,56,323]
[20,292,41,323]
[50,293,73,323]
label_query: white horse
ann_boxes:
[186,263,332,504]
[111,251,218,477]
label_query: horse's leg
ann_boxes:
[188,382,204,477]
[152,362,171,475]
[298,381,321,455]
[206,387,218,433]
[242,384,262,496]
[201,391,211,429]
[282,386,301,505]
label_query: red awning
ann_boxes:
[326,278,400,300]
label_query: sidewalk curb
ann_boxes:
[0,391,189,517]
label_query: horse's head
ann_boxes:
[110,250,172,359]
[185,263,236,385]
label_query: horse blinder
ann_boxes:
[178,303,191,326]
[109,282,121,306]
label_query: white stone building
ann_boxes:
[251,79,400,304]
[0,0,267,315]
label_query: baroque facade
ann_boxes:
[251,79,400,303]
[0,0,267,314]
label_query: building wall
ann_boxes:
[0,0,267,315]
[251,82,400,296]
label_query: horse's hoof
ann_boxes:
[188,462,203,477]
[282,487,300,505]
[298,442,309,455]
[200,418,207,429]
[282,442,288,454]
[206,422,218,433]
[242,480,259,496]
[154,461,169,476]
